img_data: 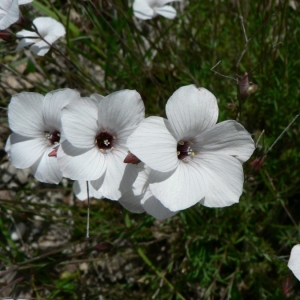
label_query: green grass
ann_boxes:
[1,0,300,299]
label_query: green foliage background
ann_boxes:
[0,0,300,299]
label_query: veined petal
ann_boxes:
[0,0,19,30]
[29,40,51,56]
[142,191,178,220]
[30,147,62,184]
[18,0,33,4]
[149,161,207,211]
[61,97,98,149]
[97,89,145,134]
[8,92,45,137]
[193,153,244,207]
[118,164,148,213]
[154,5,177,19]
[33,17,66,40]
[9,133,47,168]
[133,0,155,20]
[57,140,106,180]
[99,150,139,200]
[166,85,219,140]
[73,181,103,201]
[288,245,300,281]
[193,120,255,163]
[127,116,178,172]
[43,88,80,131]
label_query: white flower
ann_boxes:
[57,90,145,200]
[6,89,80,184]
[0,0,32,30]
[119,164,177,220]
[73,181,103,201]
[127,85,255,212]
[133,0,181,20]
[16,17,65,56]
[288,244,300,281]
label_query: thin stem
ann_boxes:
[86,181,90,239]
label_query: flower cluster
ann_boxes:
[6,85,255,220]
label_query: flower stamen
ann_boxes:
[45,130,60,145]
[177,140,195,161]
[96,131,114,151]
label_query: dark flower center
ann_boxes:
[96,131,114,150]
[45,130,60,145]
[177,140,194,161]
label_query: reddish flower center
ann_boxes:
[96,131,114,150]
[177,140,194,160]
[45,130,60,145]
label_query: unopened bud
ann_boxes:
[124,152,141,164]
[48,148,58,157]
[250,156,266,172]
[282,275,293,295]
[0,31,13,42]
[238,72,257,101]
[93,242,113,253]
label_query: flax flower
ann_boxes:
[6,89,80,184]
[16,17,65,56]
[57,90,145,200]
[0,0,32,30]
[127,85,255,212]
[133,0,181,20]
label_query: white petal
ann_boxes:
[288,245,300,281]
[149,161,207,211]
[154,5,177,19]
[142,191,178,220]
[133,0,155,20]
[18,0,33,4]
[29,40,51,56]
[57,140,106,180]
[99,150,139,200]
[193,153,244,207]
[73,181,103,201]
[193,120,255,163]
[127,116,178,172]
[5,135,11,157]
[43,88,80,132]
[118,164,148,213]
[33,17,66,40]
[30,147,62,184]
[61,97,98,149]
[166,85,219,140]
[97,89,145,134]
[8,92,45,137]
[0,0,19,30]
[9,133,47,168]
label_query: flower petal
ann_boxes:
[133,0,155,20]
[98,150,139,200]
[97,89,145,134]
[33,17,66,40]
[118,164,148,213]
[0,0,19,30]
[57,140,106,180]
[29,40,51,56]
[154,5,177,19]
[193,120,255,163]
[149,161,207,211]
[8,92,45,137]
[193,153,244,207]
[73,181,103,201]
[142,191,178,220]
[127,116,178,172]
[157,0,181,5]
[18,0,33,4]
[166,85,219,140]
[43,88,80,131]
[288,244,300,281]
[61,97,98,149]
[9,133,47,168]
[30,147,62,184]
